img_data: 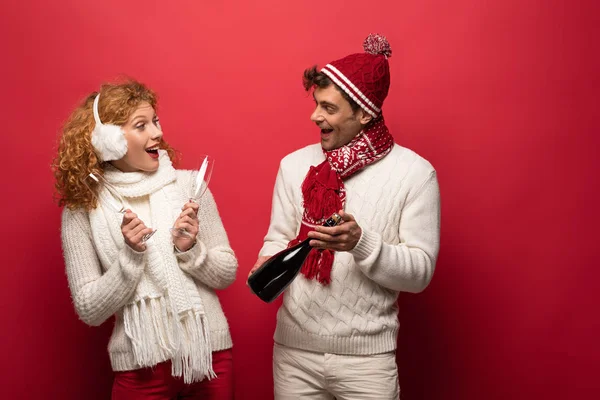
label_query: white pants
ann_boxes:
[273,343,400,400]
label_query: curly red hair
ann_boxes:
[52,79,180,210]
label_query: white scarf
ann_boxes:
[89,151,214,383]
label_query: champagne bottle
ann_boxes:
[248,213,342,303]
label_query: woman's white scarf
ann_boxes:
[89,151,214,383]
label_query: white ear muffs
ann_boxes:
[90,94,128,162]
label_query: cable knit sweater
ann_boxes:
[61,170,237,372]
[259,143,440,355]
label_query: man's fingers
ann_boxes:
[308,231,344,242]
[249,256,271,276]
[312,224,352,236]
[309,240,350,251]
[338,209,355,222]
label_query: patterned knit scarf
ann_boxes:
[88,151,214,383]
[289,117,394,285]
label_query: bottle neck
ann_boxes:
[298,213,342,247]
[322,212,342,227]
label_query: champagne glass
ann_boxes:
[83,173,156,243]
[170,155,214,238]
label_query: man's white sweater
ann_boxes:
[260,143,440,355]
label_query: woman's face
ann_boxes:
[110,102,163,172]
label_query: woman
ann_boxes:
[53,79,237,399]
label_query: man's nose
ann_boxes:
[310,108,324,123]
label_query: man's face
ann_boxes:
[310,85,369,151]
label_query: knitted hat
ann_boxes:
[321,33,392,118]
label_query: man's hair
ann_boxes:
[302,66,361,113]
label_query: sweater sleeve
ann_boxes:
[61,208,146,326]
[176,189,238,290]
[349,171,441,293]
[259,162,301,257]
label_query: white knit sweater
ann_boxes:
[61,170,237,372]
[260,143,440,355]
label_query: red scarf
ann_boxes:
[288,117,394,285]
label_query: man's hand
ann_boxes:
[307,210,362,251]
[248,256,271,278]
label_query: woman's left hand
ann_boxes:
[173,201,199,252]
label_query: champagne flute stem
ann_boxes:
[141,230,157,244]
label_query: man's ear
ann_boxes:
[357,109,373,125]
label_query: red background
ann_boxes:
[1,0,598,399]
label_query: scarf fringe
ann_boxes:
[301,165,343,222]
[301,248,320,280]
[171,311,216,383]
[123,297,215,383]
[93,154,213,383]
[293,118,394,285]
[316,249,333,285]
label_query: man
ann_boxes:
[249,34,441,399]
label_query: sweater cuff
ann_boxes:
[350,228,382,261]
[119,246,146,279]
[177,240,208,272]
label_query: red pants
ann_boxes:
[112,349,233,400]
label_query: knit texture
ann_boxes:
[61,152,237,379]
[290,117,394,284]
[321,33,392,118]
[260,143,440,355]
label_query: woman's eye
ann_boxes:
[136,123,145,130]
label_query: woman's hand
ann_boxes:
[173,201,200,252]
[121,209,154,252]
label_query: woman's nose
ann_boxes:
[151,125,163,140]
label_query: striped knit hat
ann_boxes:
[321,33,392,118]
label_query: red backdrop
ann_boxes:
[1,0,598,399]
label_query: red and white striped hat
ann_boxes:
[321,33,392,118]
